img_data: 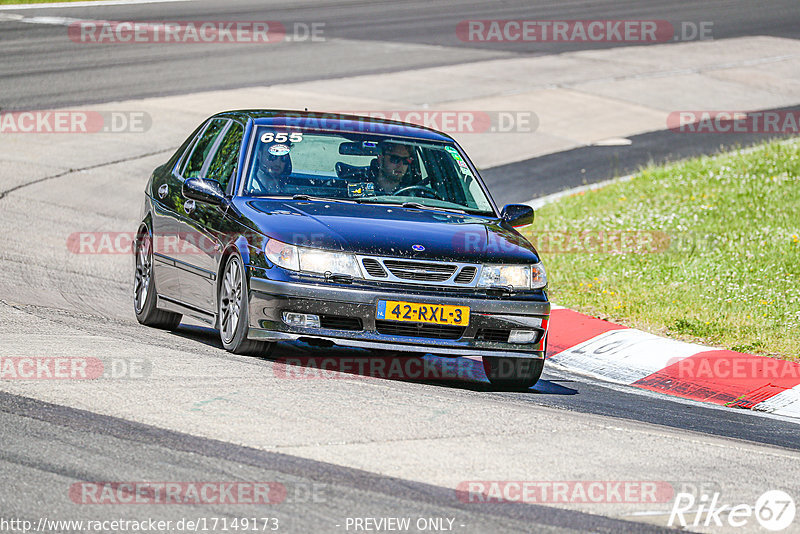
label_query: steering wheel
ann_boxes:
[393,185,443,200]
[251,173,281,195]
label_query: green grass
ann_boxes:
[522,138,800,361]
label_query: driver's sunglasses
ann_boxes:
[385,154,412,165]
[266,154,287,161]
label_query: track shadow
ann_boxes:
[169,323,224,349]
[532,379,579,395]
[168,323,578,395]
[270,343,578,395]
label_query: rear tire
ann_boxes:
[134,230,181,330]
[218,253,274,356]
[483,356,544,390]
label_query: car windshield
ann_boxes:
[244,126,495,215]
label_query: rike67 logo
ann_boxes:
[669,490,796,531]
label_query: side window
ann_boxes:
[182,119,228,179]
[206,121,244,193]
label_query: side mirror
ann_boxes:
[183,177,227,206]
[501,204,534,228]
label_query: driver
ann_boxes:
[369,141,415,195]
[253,142,292,194]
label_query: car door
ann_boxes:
[163,118,229,318]
[149,122,212,300]
[179,120,246,314]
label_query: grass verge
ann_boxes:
[522,138,800,361]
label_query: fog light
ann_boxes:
[508,329,539,343]
[282,312,321,328]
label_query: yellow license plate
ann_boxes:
[377,300,469,326]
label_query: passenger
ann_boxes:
[253,142,292,194]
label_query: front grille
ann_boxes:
[357,255,480,287]
[476,328,511,342]
[319,315,363,331]
[375,320,465,340]
[361,258,387,278]
[382,260,456,282]
[454,266,477,284]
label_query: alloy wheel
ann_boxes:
[220,257,243,343]
[134,233,152,314]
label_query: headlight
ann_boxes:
[298,248,362,278]
[477,263,547,290]
[477,265,530,289]
[265,239,361,278]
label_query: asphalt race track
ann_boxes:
[2,0,800,110]
[1,1,799,533]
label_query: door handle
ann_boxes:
[158,184,168,199]
[184,199,195,214]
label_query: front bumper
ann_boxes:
[247,276,549,359]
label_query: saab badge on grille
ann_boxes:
[411,244,425,252]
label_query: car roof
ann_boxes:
[213,110,456,142]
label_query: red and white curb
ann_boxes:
[546,306,800,420]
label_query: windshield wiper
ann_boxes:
[292,194,360,204]
[400,201,466,214]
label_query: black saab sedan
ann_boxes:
[134,110,550,388]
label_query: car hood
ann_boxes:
[241,199,539,263]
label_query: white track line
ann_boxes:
[0,0,192,11]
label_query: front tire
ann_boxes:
[218,253,273,356]
[483,356,544,390]
[134,230,181,329]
